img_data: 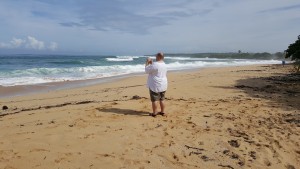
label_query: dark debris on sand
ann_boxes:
[286,164,296,169]
[2,105,8,110]
[131,95,142,100]
[283,113,300,126]
[228,140,240,148]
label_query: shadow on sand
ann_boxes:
[96,107,149,116]
[231,68,300,125]
[213,65,300,125]
[234,72,300,111]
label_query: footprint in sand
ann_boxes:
[263,158,272,166]
[78,133,95,139]
[96,153,115,158]
[54,157,67,163]
[30,148,50,152]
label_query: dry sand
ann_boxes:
[0,64,299,169]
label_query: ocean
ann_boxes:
[0,54,280,87]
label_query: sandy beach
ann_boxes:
[0,64,299,169]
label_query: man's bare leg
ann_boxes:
[160,100,165,115]
[152,101,158,114]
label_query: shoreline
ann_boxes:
[0,72,145,99]
[0,66,215,98]
[0,63,282,99]
[0,64,299,169]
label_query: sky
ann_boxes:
[0,0,299,55]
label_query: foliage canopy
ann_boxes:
[286,35,300,72]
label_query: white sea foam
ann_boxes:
[0,64,145,86]
[116,56,140,59]
[106,58,134,61]
[165,59,280,71]
[0,59,281,86]
[164,56,200,61]
[106,55,141,62]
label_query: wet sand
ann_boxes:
[0,64,299,169]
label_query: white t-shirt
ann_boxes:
[145,61,168,93]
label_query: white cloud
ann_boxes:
[0,36,58,51]
[26,36,45,50]
[48,42,58,51]
[0,37,26,48]
[11,38,26,48]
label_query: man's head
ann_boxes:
[156,52,164,61]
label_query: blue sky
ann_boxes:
[0,0,299,55]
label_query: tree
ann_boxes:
[286,35,300,72]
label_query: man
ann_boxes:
[145,52,168,117]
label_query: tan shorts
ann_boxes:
[149,89,166,102]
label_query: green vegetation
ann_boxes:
[285,35,300,72]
